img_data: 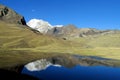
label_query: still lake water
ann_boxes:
[22,65,120,80]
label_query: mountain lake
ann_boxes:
[22,64,120,80]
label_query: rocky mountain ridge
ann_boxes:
[0,4,26,25]
[27,19,119,39]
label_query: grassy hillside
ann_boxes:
[0,21,120,68]
[0,21,73,68]
[70,33,120,60]
[0,21,71,48]
[0,21,84,54]
[88,33,120,47]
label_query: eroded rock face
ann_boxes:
[0,4,26,25]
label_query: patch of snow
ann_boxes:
[53,25,63,27]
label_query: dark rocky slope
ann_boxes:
[0,4,26,25]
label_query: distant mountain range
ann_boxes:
[27,19,118,39]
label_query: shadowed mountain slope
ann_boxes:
[0,4,26,25]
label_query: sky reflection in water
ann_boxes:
[22,65,120,80]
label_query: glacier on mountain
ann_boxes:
[27,19,63,33]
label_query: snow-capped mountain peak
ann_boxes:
[27,19,52,33]
[27,19,63,34]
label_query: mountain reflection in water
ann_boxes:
[22,65,120,80]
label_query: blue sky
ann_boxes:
[1,0,120,30]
